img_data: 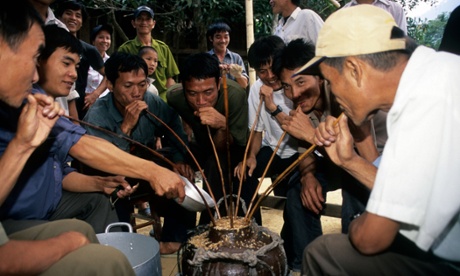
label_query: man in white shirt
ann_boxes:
[270,0,324,44]
[298,5,460,275]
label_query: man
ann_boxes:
[21,24,137,234]
[273,38,371,273]
[233,36,298,224]
[0,1,134,274]
[207,21,249,89]
[118,5,179,101]
[343,0,407,33]
[1,19,185,235]
[167,53,249,225]
[55,0,107,118]
[297,6,460,274]
[270,0,323,44]
[83,52,196,254]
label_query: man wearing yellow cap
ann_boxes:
[298,5,460,275]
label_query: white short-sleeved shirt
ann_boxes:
[248,79,298,158]
[344,0,407,34]
[273,7,324,44]
[366,46,460,261]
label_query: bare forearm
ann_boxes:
[235,76,248,89]
[349,212,399,255]
[0,138,35,205]
[69,135,157,181]
[166,77,176,88]
[0,233,87,275]
[340,155,376,189]
[247,132,262,159]
[62,172,102,193]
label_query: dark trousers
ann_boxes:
[281,156,368,271]
[303,233,460,275]
[3,190,119,234]
[114,181,196,243]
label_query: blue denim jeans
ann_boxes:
[281,156,368,271]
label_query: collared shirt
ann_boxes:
[0,86,85,220]
[248,79,298,158]
[118,37,180,100]
[367,46,460,261]
[273,7,324,44]
[343,0,407,33]
[86,52,110,98]
[208,48,249,82]
[83,92,188,163]
[45,7,68,31]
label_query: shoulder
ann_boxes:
[166,83,185,105]
[227,80,247,100]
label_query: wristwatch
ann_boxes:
[270,105,283,117]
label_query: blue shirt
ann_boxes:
[0,86,85,220]
[208,48,249,82]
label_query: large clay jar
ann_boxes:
[181,217,288,276]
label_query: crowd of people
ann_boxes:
[1,0,459,275]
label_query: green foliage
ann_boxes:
[79,0,447,51]
[407,12,449,49]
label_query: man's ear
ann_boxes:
[131,20,136,29]
[107,81,114,92]
[344,57,363,88]
[152,20,156,29]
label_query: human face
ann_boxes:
[0,23,44,107]
[319,62,372,125]
[269,0,288,15]
[210,31,229,53]
[110,70,148,112]
[141,50,158,76]
[132,13,155,36]
[38,47,80,98]
[93,30,111,56]
[184,77,220,111]
[59,8,83,36]
[256,61,282,90]
[280,68,323,114]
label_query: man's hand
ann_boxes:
[282,109,316,143]
[120,100,148,135]
[234,156,257,181]
[228,64,243,79]
[259,84,276,112]
[96,175,138,198]
[149,167,186,203]
[84,92,99,110]
[174,162,195,182]
[16,94,64,150]
[300,172,324,214]
[314,114,358,167]
[194,107,226,130]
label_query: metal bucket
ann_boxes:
[96,222,161,276]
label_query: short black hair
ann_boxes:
[206,21,231,40]
[0,0,44,50]
[55,0,88,22]
[138,46,158,57]
[272,38,315,77]
[247,35,285,70]
[180,53,220,85]
[104,52,148,85]
[40,24,82,62]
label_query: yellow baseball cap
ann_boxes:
[295,5,406,75]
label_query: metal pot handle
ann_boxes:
[104,222,133,233]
